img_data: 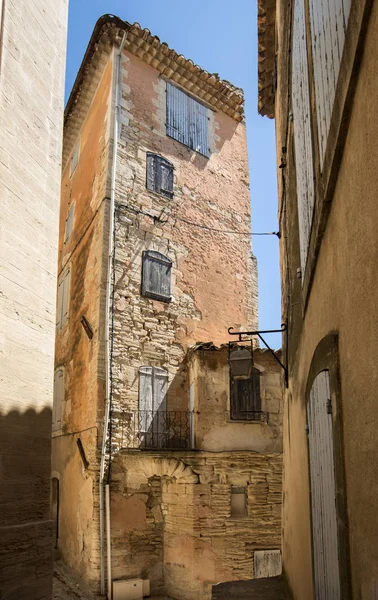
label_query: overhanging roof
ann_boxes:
[64,15,245,164]
[258,0,276,118]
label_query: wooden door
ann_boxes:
[308,370,341,599]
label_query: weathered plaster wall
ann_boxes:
[189,347,283,452]
[110,451,282,600]
[276,1,378,598]
[111,49,258,447]
[0,1,67,598]
[52,55,114,585]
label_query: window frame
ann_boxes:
[230,486,248,518]
[146,152,174,198]
[141,250,172,303]
[230,367,262,421]
[166,81,210,157]
[70,140,80,177]
[56,268,70,331]
[53,367,64,432]
[64,203,74,243]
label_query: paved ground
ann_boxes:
[53,561,100,600]
[212,576,290,599]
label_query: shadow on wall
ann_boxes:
[0,407,54,600]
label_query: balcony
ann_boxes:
[119,410,193,450]
[118,409,270,451]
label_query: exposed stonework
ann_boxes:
[110,452,283,600]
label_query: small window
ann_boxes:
[56,269,70,330]
[142,251,172,302]
[70,140,80,177]
[166,82,210,157]
[64,204,74,242]
[53,368,64,431]
[146,153,174,198]
[231,486,247,518]
[230,368,261,421]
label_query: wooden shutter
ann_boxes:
[70,140,80,176]
[309,0,351,166]
[61,269,70,328]
[142,251,172,302]
[53,369,64,431]
[166,82,209,157]
[231,368,261,421]
[308,370,341,599]
[64,204,74,242]
[292,0,315,274]
[146,153,173,198]
[139,366,168,448]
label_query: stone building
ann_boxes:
[0,1,68,599]
[258,0,378,598]
[53,15,283,599]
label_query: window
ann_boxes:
[146,153,174,198]
[230,368,261,421]
[139,366,168,449]
[166,82,210,157]
[64,204,74,242]
[142,251,172,302]
[53,368,64,431]
[231,486,247,518]
[56,269,70,330]
[70,140,80,176]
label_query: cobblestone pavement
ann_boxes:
[212,576,290,599]
[53,561,100,600]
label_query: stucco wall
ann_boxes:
[0,1,67,598]
[189,347,283,452]
[110,451,282,600]
[276,1,378,598]
[52,55,114,585]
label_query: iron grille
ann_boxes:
[119,410,193,450]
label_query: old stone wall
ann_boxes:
[110,451,282,600]
[111,49,258,451]
[189,346,283,452]
[0,1,68,598]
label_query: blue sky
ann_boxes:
[65,0,281,348]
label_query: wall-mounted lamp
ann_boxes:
[228,345,253,380]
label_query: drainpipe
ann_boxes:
[100,29,128,599]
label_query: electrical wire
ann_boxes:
[116,202,279,237]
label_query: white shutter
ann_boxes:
[53,369,64,431]
[56,277,63,329]
[70,140,80,176]
[62,269,70,328]
[308,371,341,599]
[65,204,74,242]
[309,0,351,166]
[292,0,315,274]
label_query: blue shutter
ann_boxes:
[166,82,209,157]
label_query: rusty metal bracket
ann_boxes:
[228,323,288,387]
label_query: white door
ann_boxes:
[307,370,341,599]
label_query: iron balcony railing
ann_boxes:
[118,409,270,451]
[119,410,193,450]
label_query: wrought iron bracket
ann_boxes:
[228,323,288,388]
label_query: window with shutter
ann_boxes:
[166,82,210,157]
[230,368,261,421]
[64,204,74,242]
[56,269,70,330]
[53,368,64,431]
[146,153,174,198]
[139,366,168,448]
[141,251,172,302]
[70,140,80,177]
